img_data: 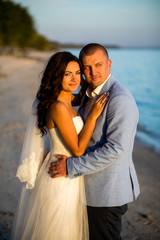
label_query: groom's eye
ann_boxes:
[96,63,102,67]
[84,66,90,70]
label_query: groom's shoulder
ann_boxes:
[109,76,134,100]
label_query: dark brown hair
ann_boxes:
[36,51,84,136]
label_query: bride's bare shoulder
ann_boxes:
[48,101,69,117]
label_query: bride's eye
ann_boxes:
[64,72,71,76]
[76,71,81,75]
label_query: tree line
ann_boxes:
[0,0,55,50]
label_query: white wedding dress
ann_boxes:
[12,116,89,240]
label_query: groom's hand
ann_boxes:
[48,154,68,178]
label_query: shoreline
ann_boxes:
[135,136,160,156]
[0,52,160,239]
[122,140,160,239]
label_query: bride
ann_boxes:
[11,51,108,240]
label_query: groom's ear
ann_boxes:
[108,59,112,69]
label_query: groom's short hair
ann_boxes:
[79,43,109,64]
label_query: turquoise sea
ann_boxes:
[63,48,160,153]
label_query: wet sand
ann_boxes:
[0,51,159,240]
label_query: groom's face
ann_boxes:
[82,49,111,89]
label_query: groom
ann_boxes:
[49,43,140,239]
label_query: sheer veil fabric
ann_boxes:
[16,99,50,189]
[12,100,89,240]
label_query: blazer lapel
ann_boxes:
[78,94,89,120]
[99,75,117,96]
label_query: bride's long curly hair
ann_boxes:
[36,51,87,136]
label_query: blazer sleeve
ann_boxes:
[67,93,139,179]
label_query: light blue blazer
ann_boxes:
[67,75,140,207]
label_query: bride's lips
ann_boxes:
[69,83,78,86]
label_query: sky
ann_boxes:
[12,0,160,47]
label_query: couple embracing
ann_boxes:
[12,43,140,240]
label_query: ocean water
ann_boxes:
[63,48,160,153]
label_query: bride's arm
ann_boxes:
[49,94,108,156]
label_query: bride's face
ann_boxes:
[62,61,81,93]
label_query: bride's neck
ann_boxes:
[57,91,72,105]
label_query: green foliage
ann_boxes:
[0,0,52,49]
[30,33,52,50]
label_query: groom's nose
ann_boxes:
[90,66,97,76]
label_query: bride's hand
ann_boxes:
[89,92,108,120]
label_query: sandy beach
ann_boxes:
[0,51,160,240]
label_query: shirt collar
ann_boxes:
[86,74,111,98]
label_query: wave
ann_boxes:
[137,123,153,136]
[136,124,160,154]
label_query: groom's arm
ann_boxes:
[67,94,139,178]
[49,94,139,179]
